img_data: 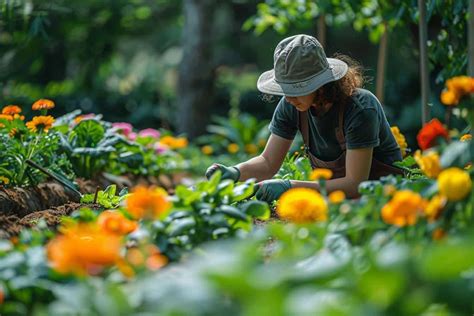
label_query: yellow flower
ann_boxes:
[159,136,188,149]
[126,186,171,220]
[201,145,213,155]
[381,190,427,227]
[424,195,447,222]
[258,139,267,147]
[390,126,408,157]
[413,150,441,178]
[309,168,333,181]
[328,190,345,204]
[173,137,188,149]
[1,105,22,115]
[244,143,258,155]
[460,134,472,142]
[0,176,10,184]
[25,115,55,133]
[32,99,55,110]
[440,90,459,106]
[446,76,472,95]
[227,143,240,154]
[276,188,328,223]
[437,167,472,201]
[47,223,122,276]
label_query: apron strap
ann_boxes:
[335,103,346,151]
[298,110,310,150]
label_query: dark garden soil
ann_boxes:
[0,172,191,238]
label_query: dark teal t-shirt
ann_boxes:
[268,88,402,165]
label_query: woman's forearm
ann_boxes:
[235,155,277,182]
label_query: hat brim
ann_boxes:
[257,58,348,97]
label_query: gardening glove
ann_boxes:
[255,179,292,203]
[205,163,240,182]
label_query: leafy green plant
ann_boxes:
[147,171,269,261]
[81,185,128,209]
[0,117,73,186]
[59,118,143,179]
[196,113,270,157]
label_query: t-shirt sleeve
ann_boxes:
[345,108,380,149]
[268,98,298,140]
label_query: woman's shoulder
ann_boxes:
[349,88,382,111]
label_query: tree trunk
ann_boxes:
[376,23,388,104]
[317,14,326,47]
[177,0,217,138]
[418,0,430,124]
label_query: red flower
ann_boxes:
[416,119,449,150]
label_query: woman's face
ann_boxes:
[285,89,332,116]
[284,91,317,112]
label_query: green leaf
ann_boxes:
[166,217,196,237]
[440,141,470,168]
[239,200,270,220]
[72,119,105,147]
[217,205,248,222]
[232,180,256,202]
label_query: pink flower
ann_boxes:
[112,122,133,137]
[153,142,168,154]
[128,132,137,141]
[138,128,160,139]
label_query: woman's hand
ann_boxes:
[255,179,292,203]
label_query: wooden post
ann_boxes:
[469,0,474,76]
[418,0,430,124]
[317,14,326,47]
[376,22,388,104]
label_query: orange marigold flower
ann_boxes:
[0,176,10,184]
[440,90,459,106]
[328,190,346,204]
[460,134,472,142]
[146,253,168,271]
[432,228,446,241]
[381,190,427,227]
[416,119,449,150]
[97,210,138,235]
[309,168,333,181]
[159,135,188,149]
[1,105,21,115]
[277,188,328,223]
[424,195,447,222]
[126,186,171,220]
[47,223,122,276]
[25,115,55,133]
[32,99,55,110]
[0,114,13,121]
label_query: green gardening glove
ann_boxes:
[255,179,292,203]
[205,163,240,182]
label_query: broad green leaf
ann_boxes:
[239,200,270,220]
[217,205,248,222]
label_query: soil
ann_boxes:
[0,172,191,239]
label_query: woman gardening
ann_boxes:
[206,34,403,202]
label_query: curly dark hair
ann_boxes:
[317,53,365,106]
